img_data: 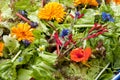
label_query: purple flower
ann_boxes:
[75,11,80,19]
[30,21,38,28]
[60,29,69,37]
[22,40,31,47]
[102,12,114,22]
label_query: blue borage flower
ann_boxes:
[60,29,69,37]
[18,57,23,62]
[102,12,114,22]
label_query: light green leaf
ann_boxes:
[3,35,20,54]
[17,69,32,80]
[0,61,16,80]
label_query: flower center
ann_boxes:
[21,32,26,36]
[76,53,83,58]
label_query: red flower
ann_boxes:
[70,47,91,62]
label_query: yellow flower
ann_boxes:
[0,42,4,57]
[11,23,34,42]
[38,2,66,22]
[89,0,99,6]
[74,0,98,6]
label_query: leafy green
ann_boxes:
[3,35,20,54]
[0,61,16,80]
[15,0,39,12]
[17,69,32,80]
[31,52,57,80]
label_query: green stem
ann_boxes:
[95,63,110,80]
[11,50,22,62]
[102,0,105,4]
[63,24,93,28]
[63,23,108,28]
[74,25,93,27]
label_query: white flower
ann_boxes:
[37,45,45,52]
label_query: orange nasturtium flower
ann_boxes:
[0,42,4,57]
[38,2,66,22]
[11,23,34,42]
[74,0,99,6]
[70,47,91,62]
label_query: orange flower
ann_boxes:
[74,0,98,6]
[38,2,66,22]
[11,23,34,42]
[101,0,120,4]
[0,42,4,57]
[113,0,120,4]
[89,0,99,6]
[70,47,91,62]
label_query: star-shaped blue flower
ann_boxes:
[60,29,69,37]
[102,12,114,22]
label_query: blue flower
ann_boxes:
[18,57,23,62]
[102,12,114,22]
[60,29,69,37]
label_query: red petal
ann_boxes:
[70,48,84,62]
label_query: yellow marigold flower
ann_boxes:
[89,0,99,6]
[11,23,34,42]
[74,0,98,6]
[0,42,4,57]
[38,2,66,22]
[74,0,89,6]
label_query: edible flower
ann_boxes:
[11,23,34,42]
[107,0,120,4]
[38,2,66,22]
[102,12,114,22]
[74,0,99,6]
[22,40,31,47]
[60,29,69,38]
[70,47,91,62]
[0,42,4,57]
